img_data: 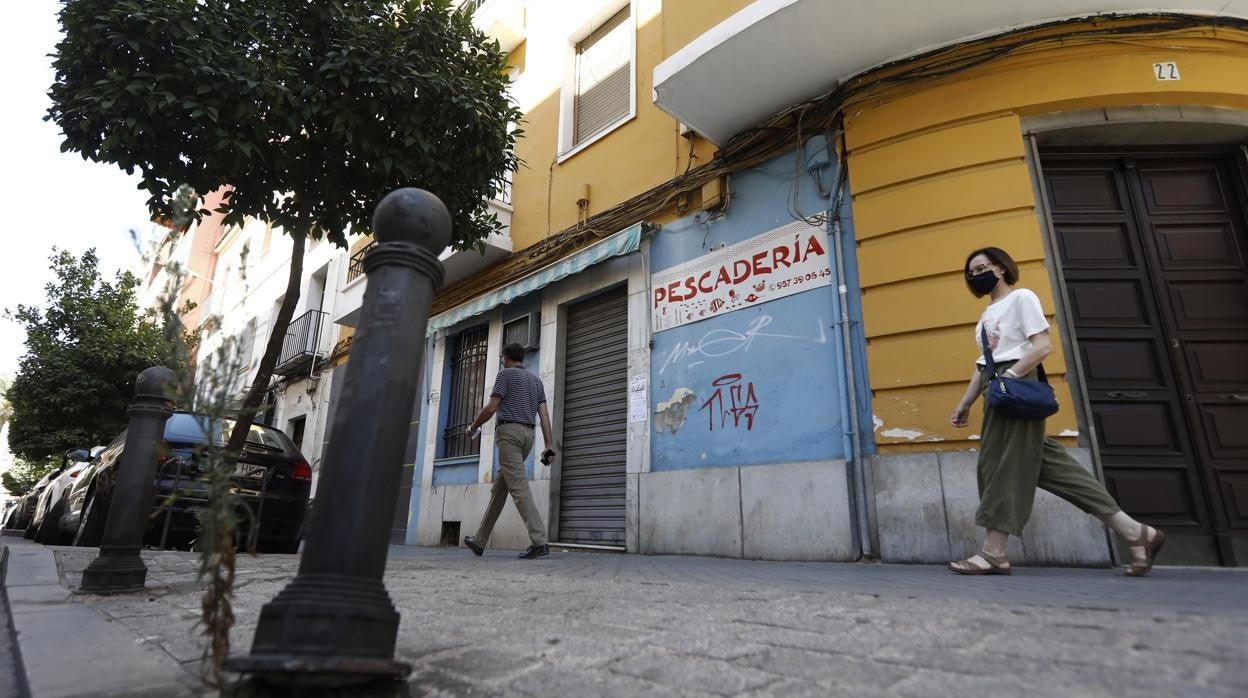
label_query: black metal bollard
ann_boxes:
[228,188,449,685]
[80,366,175,594]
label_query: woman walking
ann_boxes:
[949,247,1165,576]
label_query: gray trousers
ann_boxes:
[474,422,548,547]
[975,363,1120,536]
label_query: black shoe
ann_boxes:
[463,536,484,556]
[518,544,549,559]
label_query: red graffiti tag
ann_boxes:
[700,373,760,431]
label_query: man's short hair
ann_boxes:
[502,343,526,362]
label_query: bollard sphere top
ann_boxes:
[134,366,176,399]
[372,188,452,253]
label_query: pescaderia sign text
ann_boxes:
[651,220,832,333]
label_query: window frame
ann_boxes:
[556,2,636,163]
[439,324,491,459]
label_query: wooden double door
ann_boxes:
[1041,150,1248,566]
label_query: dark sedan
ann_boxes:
[60,412,312,553]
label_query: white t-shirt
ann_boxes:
[975,289,1049,366]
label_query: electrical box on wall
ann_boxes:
[503,313,541,352]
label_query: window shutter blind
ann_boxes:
[574,7,631,146]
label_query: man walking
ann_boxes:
[463,342,556,559]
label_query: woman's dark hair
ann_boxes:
[502,342,526,362]
[964,247,1019,297]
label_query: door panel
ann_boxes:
[1079,339,1166,387]
[1224,474,1248,527]
[1139,168,1227,211]
[1108,468,1203,521]
[1153,223,1243,269]
[1043,151,1248,565]
[1066,280,1153,325]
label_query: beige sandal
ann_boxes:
[1125,525,1165,577]
[948,550,1012,576]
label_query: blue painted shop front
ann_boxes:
[406,136,874,557]
[648,137,872,472]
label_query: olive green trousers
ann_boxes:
[975,363,1120,536]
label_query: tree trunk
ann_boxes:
[225,226,308,453]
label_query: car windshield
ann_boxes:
[163,413,294,453]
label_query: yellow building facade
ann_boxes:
[405,1,1248,565]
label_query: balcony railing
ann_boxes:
[494,169,513,207]
[274,309,328,377]
[346,241,376,284]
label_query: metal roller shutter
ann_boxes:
[573,7,631,147]
[559,286,628,546]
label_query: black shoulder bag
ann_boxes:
[980,325,1059,421]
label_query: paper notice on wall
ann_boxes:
[628,374,648,423]
[650,219,832,333]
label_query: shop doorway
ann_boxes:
[556,286,628,548]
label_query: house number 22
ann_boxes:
[1153,61,1181,80]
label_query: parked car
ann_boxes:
[27,448,101,545]
[10,469,61,534]
[60,412,312,553]
[2,498,19,530]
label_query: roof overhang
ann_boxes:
[333,229,513,328]
[652,0,1248,145]
[439,229,514,289]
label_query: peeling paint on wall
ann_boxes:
[1058,429,1079,437]
[880,427,925,440]
[872,415,884,431]
[655,388,696,434]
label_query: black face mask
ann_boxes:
[969,270,999,295]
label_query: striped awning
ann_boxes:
[427,222,643,335]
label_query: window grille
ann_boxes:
[573,7,631,147]
[442,325,489,458]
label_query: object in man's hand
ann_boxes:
[469,427,481,440]
[541,449,556,465]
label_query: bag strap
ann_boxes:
[979,325,997,378]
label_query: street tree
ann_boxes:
[0,376,12,434]
[4,249,181,462]
[1,458,55,499]
[48,0,520,451]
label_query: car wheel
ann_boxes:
[33,499,68,546]
[73,485,112,548]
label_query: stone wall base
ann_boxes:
[870,450,1113,566]
[638,460,857,561]
[412,460,858,561]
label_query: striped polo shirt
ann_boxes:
[492,366,547,426]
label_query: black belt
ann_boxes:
[497,420,534,428]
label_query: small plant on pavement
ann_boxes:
[144,186,252,689]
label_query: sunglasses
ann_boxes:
[966,263,997,278]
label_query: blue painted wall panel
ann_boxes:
[649,138,873,470]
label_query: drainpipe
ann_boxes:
[831,217,872,560]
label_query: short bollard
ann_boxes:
[228,188,449,686]
[80,366,175,594]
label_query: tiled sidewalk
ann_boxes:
[3,536,1245,697]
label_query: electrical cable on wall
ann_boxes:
[430,13,1235,317]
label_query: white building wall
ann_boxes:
[196,220,352,494]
